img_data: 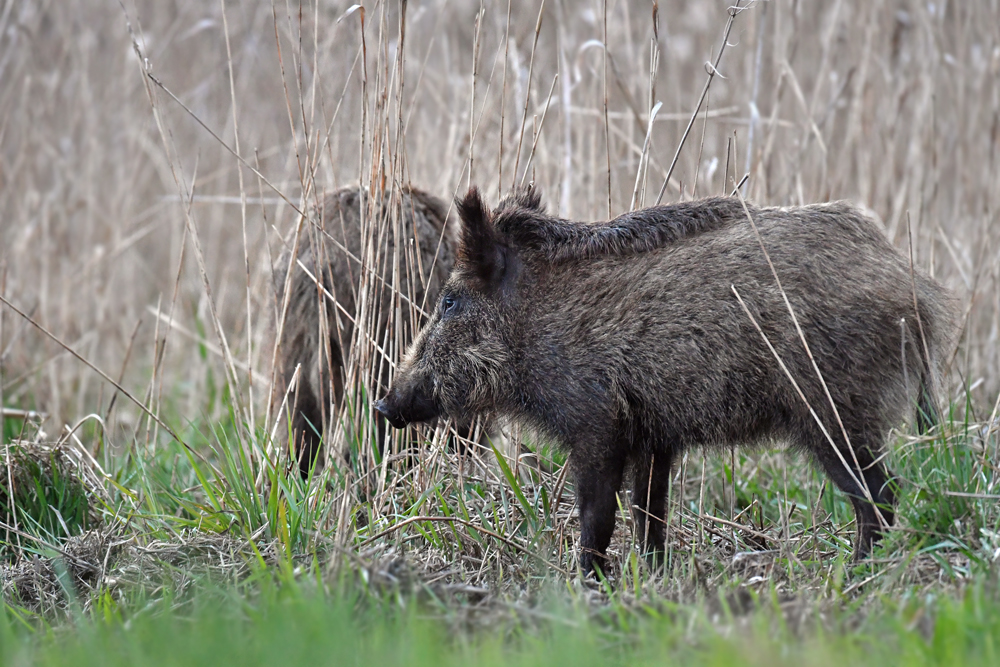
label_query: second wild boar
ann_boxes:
[274,185,458,476]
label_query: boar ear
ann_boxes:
[457,187,511,289]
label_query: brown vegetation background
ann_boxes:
[1,0,997,446]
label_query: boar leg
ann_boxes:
[630,451,673,569]
[574,443,627,575]
[851,439,896,557]
[292,374,324,478]
[813,431,895,561]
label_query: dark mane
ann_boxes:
[493,196,752,262]
[497,186,545,213]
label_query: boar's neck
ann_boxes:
[501,258,631,445]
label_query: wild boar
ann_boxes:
[375,187,958,573]
[274,185,458,476]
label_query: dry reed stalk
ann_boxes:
[602,0,611,216]
[0,294,217,475]
[654,0,747,205]
[511,0,547,190]
[221,0,256,436]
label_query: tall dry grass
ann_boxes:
[0,0,997,488]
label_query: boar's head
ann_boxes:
[375,187,525,429]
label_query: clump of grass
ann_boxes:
[882,423,1000,572]
[1,442,102,557]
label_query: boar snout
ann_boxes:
[374,378,441,429]
[373,395,408,429]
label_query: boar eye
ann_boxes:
[441,295,458,317]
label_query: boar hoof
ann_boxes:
[580,550,610,578]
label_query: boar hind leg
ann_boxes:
[574,443,627,576]
[630,452,673,569]
[851,439,896,558]
[812,430,895,561]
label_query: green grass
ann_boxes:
[0,443,95,557]
[3,391,998,665]
[2,568,1000,666]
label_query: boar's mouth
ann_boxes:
[373,398,408,429]
[374,385,441,429]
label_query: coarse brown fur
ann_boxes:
[376,186,960,574]
[274,185,458,476]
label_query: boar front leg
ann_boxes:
[574,436,627,576]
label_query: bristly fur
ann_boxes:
[383,187,960,574]
[497,184,545,213]
[493,196,747,263]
